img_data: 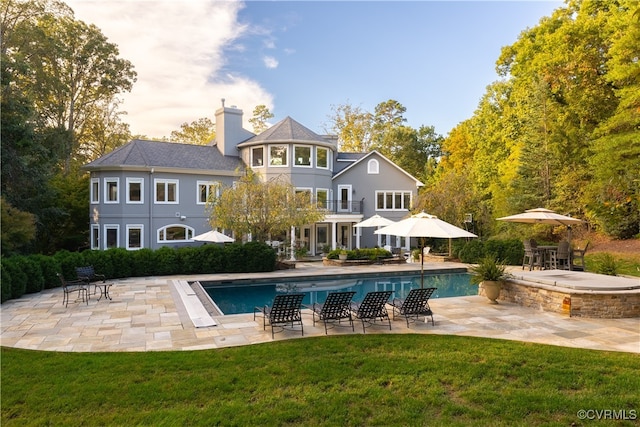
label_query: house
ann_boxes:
[83,101,423,255]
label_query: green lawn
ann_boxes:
[2,335,639,426]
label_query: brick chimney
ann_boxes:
[214,99,254,157]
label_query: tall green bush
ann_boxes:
[32,255,61,289]
[22,257,44,294]
[458,240,485,263]
[105,248,133,279]
[2,257,27,299]
[1,262,12,302]
[152,246,179,276]
[130,249,155,277]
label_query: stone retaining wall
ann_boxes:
[481,280,640,318]
[322,257,407,267]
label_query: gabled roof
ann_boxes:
[83,139,244,172]
[332,150,424,186]
[238,116,330,145]
[334,152,367,174]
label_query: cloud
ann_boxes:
[66,0,273,138]
[263,56,279,69]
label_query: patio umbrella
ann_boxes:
[375,212,477,287]
[353,214,395,228]
[192,230,235,243]
[353,214,395,249]
[496,208,582,241]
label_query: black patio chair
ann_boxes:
[305,291,356,334]
[254,293,305,338]
[390,287,437,327]
[57,273,89,307]
[351,290,392,333]
[571,242,590,271]
[76,265,106,296]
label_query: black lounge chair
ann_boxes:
[254,293,305,338]
[57,273,89,307]
[306,291,355,334]
[352,290,392,333]
[76,265,106,296]
[390,287,436,327]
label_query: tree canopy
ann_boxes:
[207,171,325,242]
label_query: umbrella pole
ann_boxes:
[420,238,425,288]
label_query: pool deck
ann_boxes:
[1,262,638,353]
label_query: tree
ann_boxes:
[248,104,273,134]
[169,117,215,145]
[207,171,325,242]
[325,102,373,152]
[80,98,131,161]
[0,196,36,255]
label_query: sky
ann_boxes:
[65,0,563,139]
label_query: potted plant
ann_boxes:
[469,256,508,304]
[339,249,348,261]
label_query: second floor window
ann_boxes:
[155,179,178,203]
[91,178,99,203]
[294,146,311,167]
[127,178,144,203]
[251,147,264,167]
[269,145,288,166]
[197,181,219,204]
[316,147,329,169]
[376,191,412,211]
[105,178,119,203]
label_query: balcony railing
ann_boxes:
[317,199,363,214]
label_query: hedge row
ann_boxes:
[326,248,392,260]
[1,242,276,303]
[454,238,524,265]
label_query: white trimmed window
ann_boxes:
[158,224,194,242]
[91,178,99,204]
[197,181,219,204]
[126,178,144,204]
[104,178,119,203]
[155,179,178,203]
[376,191,412,211]
[294,145,312,167]
[251,146,264,167]
[269,145,288,166]
[367,159,379,174]
[295,187,313,202]
[316,147,329,169]
[91,225,100,249]
[104,224,119,249]
[316,188,329,209]
[126,225,143,250]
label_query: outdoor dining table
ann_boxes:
[537,245,559,270]
[95,282,113,301]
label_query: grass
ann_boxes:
[586,252,640,277]
[2,335,639,426]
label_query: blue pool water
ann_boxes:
[202,272,474,315]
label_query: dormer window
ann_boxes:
[368,159,379,174]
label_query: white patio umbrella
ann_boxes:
[375,212,477,287]
[192,230,235,243]
[353,214,395,228]
[353,214,395,249]
[496,208,583,241]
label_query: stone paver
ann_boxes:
[1,263,638,353]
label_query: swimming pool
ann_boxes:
[202,272,474,315]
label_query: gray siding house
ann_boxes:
[83,102,423,255]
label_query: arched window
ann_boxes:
[367,159,379,174]
[157,224,194,242]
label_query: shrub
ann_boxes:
[590,253,619,276]
[32,254,61,289]
[199,245,225,273]
[105,248,133,279]
[458,240,485,263]
[22,256,44,294]
[176,246,202,275]
[82,249,113,279]
[131,248,155,277]
[1,262,12,303]
[53,250,86,279]
[484,238,523,266]
[152,246,179,276]
[2,257,27,299]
